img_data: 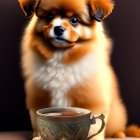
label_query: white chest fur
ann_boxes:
[34,50,97,107]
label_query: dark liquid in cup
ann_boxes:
[45,111,84,117]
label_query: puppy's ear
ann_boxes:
[18,0,37,17]
[89,0,114,22]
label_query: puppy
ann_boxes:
[18,0,127,139]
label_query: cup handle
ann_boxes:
[87,114,105,140]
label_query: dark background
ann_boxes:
[0,0,140,131]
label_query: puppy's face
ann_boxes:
[35,10,93,48]
[19,0,114,48]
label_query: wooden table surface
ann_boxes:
[0,132,139,140]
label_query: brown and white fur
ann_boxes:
[18,0,127,139]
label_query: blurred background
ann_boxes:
[0,0,140,132]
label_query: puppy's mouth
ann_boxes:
[54,36,73,43]
[50,37,75,48]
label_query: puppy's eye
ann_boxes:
[46,13,54,23]
[70,17,79,26]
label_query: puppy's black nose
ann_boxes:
[54,26,65,36]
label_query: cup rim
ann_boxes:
[37,107,91,118]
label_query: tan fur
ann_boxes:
[125,125,140,137]
[63,44,94,64]
[89,0,114,19]
[18,0,36,17]
[18,0,128,139]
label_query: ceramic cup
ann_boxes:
[36,107,105,140]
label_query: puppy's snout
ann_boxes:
[54,26,65,36]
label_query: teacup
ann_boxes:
[36,107,105,140]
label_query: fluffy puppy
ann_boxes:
[18,0,127,139]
